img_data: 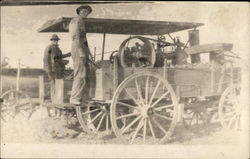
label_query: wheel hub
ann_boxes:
[140,106,154,118]
[147,108,154,115]
[101,106,109,114]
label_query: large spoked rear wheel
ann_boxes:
[76,102,111,134]
[218,84,241,130]
[111,72,178,144]
[1,90,34,122]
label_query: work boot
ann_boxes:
[70,100,81,106]
[68,103,79,108]
[68,103,87,108]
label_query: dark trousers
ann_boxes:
[47,70,64,101]
[47,72,56,101]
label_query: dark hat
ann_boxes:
[50,34,60,41]
[76,5,92,15]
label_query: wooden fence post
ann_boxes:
[16,59,21,91]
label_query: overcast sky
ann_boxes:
[1,2,249,68]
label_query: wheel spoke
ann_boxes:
[154,112,172,121]
[18,108,31,114]
[18,111,27,118]
[117,101,139,110]
[148,118,156,141]
[143,118,147,143]
[149,82,153,99]
[212,112,219,122]
[152,117,167,134]
[2,112,8,119]
[227,114,236,129]
[224,97,232,103]
[89,104,101,107]
[154,104,174,111]
[116,112,140,120]
[151,91,170,108]
[135,78,145,106]
[130,119,143,144]
[88,111,103,124]
[223,105,235,110]
[234,115,239,130]
[124,88,140,106]
[106,115,109,131]
[3,102,17,107]
[195,113,199,125]
[223,111,236,118]
[16,104,32,111]
[145,76,149,105]
[224,117,233,121]
[17,102,30,107]
[198,113,206,124]
[237,115,241,130]
[121,115,141,134]
[81,108,101,116]
[10,91,15,98]
[149,80,161,105]
[1,116,6,122]
[95,114,105,133]
[17,107,31,112]
[189,112,195,125]
[1,108,12,112]
[3,111,15,119]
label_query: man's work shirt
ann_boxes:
[43,43,64,73]
[69,16,90,59]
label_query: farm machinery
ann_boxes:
[0,17,241,144]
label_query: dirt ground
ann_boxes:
[1,107,240,145]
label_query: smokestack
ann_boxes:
[188,30,201,63]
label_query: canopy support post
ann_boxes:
[167,33,175,42]
[101,33,106,61]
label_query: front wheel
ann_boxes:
[218,84,241,130]
[110,72,178,144]
[76,102,111,134]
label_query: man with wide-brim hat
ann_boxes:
[50,34,61,41]
[43,34,71,101]
[69,5,92,106]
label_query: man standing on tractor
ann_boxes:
[43,34,71,101]
[69,5,92,106]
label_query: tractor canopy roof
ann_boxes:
[37,17,204,35]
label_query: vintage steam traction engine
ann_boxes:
[1,17,241,144]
